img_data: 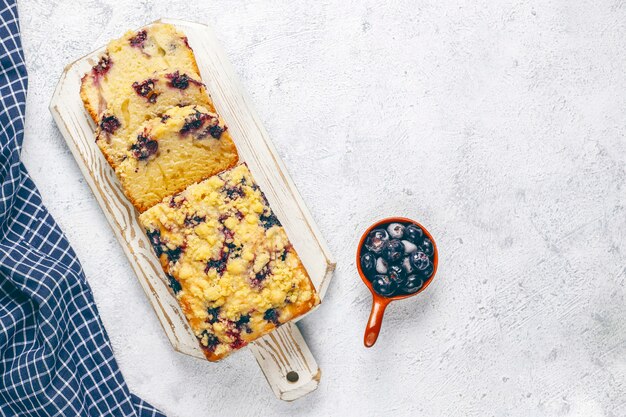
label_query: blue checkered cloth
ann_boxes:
[0,1,166,416]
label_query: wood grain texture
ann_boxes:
[49,18,335,401]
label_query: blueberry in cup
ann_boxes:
[360,252,376,276]
[364,228,389,254]
[360,221,435,297]
[357,217,438,347]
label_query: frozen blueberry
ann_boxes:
[401,256,414,274]
[401,240,418,254]
[417,262,434,280]
[364,229,389,254]
[375,257,388,274]
[409,251,430,271]
[420,238,434,256]
[360,253,376,276]
[387,222,405,239]
[388,264,407,287]
[403,275,423,294]
[382,239,404,264]
[404,224,424,244]
[372,275,397,297]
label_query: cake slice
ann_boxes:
[95,69,213,168]
[115,105,238,212]
[81,23,201,122]
[139,164,320,361]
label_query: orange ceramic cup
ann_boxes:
[357,217,439,347]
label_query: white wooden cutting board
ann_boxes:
[49,18,335,402]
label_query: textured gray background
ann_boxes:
[18,1,625,416]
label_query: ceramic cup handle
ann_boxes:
[364,297,391,347]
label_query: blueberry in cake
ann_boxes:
[139,163,320,361]
[115,105,239,212]
[95,69,213,169]
[81,23,217,170]
[360,222,436,297]
[81,23,238,213]
[80,23,203,123]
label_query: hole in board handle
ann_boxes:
[286,371,299,383]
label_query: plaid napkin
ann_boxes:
[0,1,165,416]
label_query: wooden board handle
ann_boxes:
[249,323,320,401]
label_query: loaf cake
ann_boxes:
[115,105,238,212]
[81,24,318,360]
[139,164,320,361]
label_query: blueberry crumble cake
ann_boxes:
[115,105,238,212]
[80,24,318,359]
[138,164,320,361]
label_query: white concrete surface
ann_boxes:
[18,1,625,416]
